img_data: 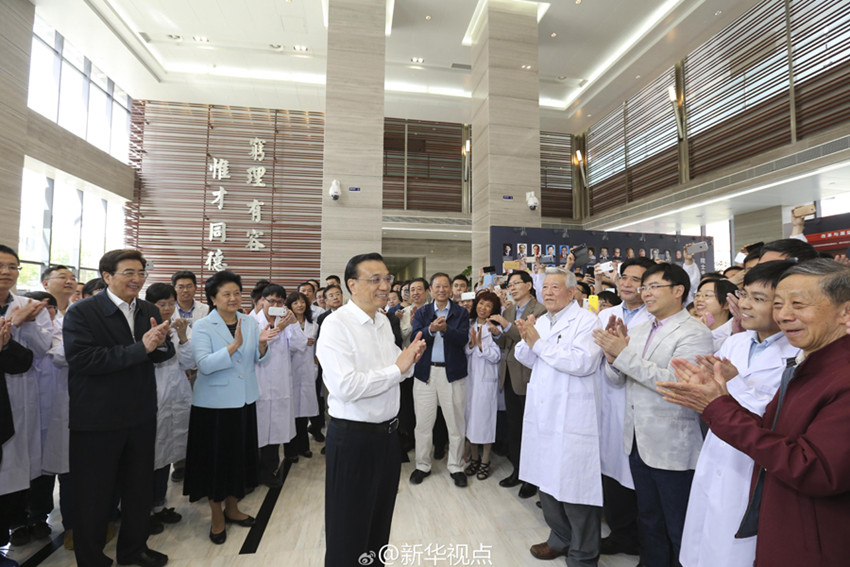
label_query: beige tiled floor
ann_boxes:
[4,440,639,567]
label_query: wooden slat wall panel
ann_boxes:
[791,0,850,138]
[382,118,406,209]
[587,105,627,215]
[686,0,791,179]
[540,131,573,218]
[125,100,324,304]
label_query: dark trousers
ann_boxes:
[432,406,448,452]
[398,377,415,451]
[27,473,56,524]
[309,376,326,434]
[325,418,400,567]
[629,443,693,567]
[259,444,280,480]
[503,371,527,471]
[152,466,169,508]
[71,419,156,567]
[284,417,310,457]
[601,475,640,553]
[58,473,74,529]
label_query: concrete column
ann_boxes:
[733,206,784,254]
[0,0,34,248]
[469,0,541,272]
[320,0,386,278]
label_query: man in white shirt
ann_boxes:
[316,253,425,567]
[170,271,209,326]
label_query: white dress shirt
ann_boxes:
[316,301,413,423]
[106,288,136,336]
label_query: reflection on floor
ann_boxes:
[4,440,640,567]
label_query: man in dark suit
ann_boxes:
[408,273,470,488]
[63,249,174,567]
[490,270,547,498]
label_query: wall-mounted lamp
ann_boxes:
[574,150,588,186]
[462,138,471,182]
[669,85,685,140]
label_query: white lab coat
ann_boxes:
[680,330,799,567]
[0,296,53,495]
[286,318,319,418]
[252,310,296,446]
[515,301,604,505]
[710,318,733,352]
[595,304,652,489]
[41,312,69,475]
[464,321,502,444]
[153,327,194,469]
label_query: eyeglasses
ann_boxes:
[735,289,769,304]
[114,270,148,279]
[355,274,395,286]
[637,284,675,294]
[693,292,716,300]
[0,263,21,272]
[174,284,195,291]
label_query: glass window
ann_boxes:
[50,180,83,267]
[706,219,732,271]
[79,268,100,283]
[33,14,55,47]
[28,38,60,121]
[106,200,125,251]
[110,103,130,162]
[87,84,111,153]
[80,193,107,269]
[17,262,44,293]
[61,39,86,72]
[90,64,109,91]
[18,169,52,265]
[58,61,88,139]
[819,193,850,217]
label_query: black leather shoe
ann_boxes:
[409,469,431,484]
[224,514,255,527]
[170,468,184,482]
[29,521,51,540]
[599,537,639,556]
[499,471,521,488]
[209,528,226,545]
[301,450,313,459]
[148,514,164,535]
[153,508,182,524]
[311,431,325,442]
[518,482,538,499]
[117,548,168,567]
[9,526,30,546]
[451,472,467,487]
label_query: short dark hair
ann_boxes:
[82,278,106,297]
[205,270,242,308]
[619,257,655,275]
[0,245,20,263]
[343,252,385,293]
[700,271,724,281]
[409,277,429,291]
[576,281,592,297]
[429,272,451,286]
[262,283,287,299]
[171,270,197,287]
[251,280,270,304]
[743,248,761,266]
[285,291,314,323]
[507,269,535,295]
[743,260,796,289]
[326,275,341,285]
[41,264,72,282]
[145,282,177,303]
[25,290,56,307]
[723,266,743,277]
[452,274,470,286]
[597,290,622,306]
[325,284,342,295]
[642,263,691,303]
[759,238,818,262]
[697,278,738,308]
[471,290,501,320]
[298,281,316,293]
[99,249,146,276]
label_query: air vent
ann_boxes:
[451,63,472,71]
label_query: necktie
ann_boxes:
[735,357,798,538]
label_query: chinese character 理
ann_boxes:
[246,166,266,187]
[249,137,266,161]
[211,186,228,210]
[246,229,266,251]
[209,157,232,180]
[247,199,265,223]
[209,221,227,243]
[205,249,227,271]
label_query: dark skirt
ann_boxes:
[183,403,259,503]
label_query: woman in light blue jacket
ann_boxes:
[183,270,278,544]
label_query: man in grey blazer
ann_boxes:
[594,263,712,567]
[491,270,547,498]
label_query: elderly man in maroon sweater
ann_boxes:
[657,259,850,567]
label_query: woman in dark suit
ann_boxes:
[183,271,278,544]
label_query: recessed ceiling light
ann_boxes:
[293,45,308,52]
[411,57,424,63]
[168,34,183,41]
[270,43,282,50]
[575,0,581,4]
[587,114,592,117]
[521,64,533,70]
[193,35,209,43]
[550,32,557,38]
[557,75,567,80]
[715,10,723,16]
[425,15,432,21]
